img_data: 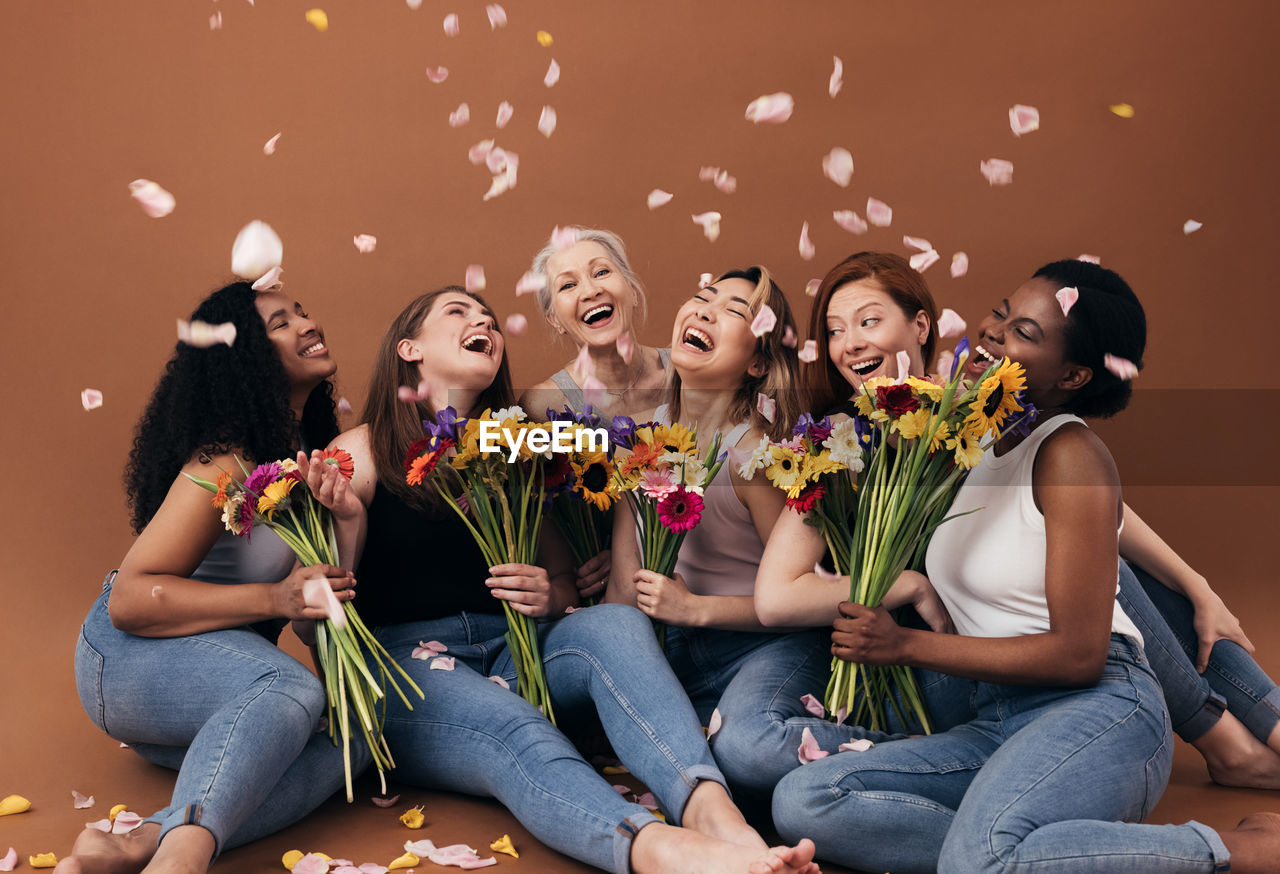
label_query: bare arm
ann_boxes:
[755,508,851,626]
[606,497,643,606]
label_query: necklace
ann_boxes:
[605,349,654,398]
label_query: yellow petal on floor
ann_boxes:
[601,765,629,775]
[490,834,519,858]
[282,850,304,870]
[399,806,425,829]
[108,803,128,822]
[536,30,553,46]
[29,853,58,868]
[0,795,31,816]
[1109,103,1135,118]
[388,851,420,870]
[305,9,329,31]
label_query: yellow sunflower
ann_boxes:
[256,477,297,520]
[928,419,952,454]
[892,407,931,440]
[451,417,487,468]
[572,453,617,510]
[654,422,697,455]
[799,449,842,489]
[946,423,986,469]
[964,359,1026,437]
[906,376,944,404]
[764,444,805,495]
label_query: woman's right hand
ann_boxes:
[297,450,363,521]
[272,562,356,620]
[575,549,611,599]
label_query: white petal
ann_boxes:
[782,325,797,348]
[128,179,176,218]
[425,66,449,83]
[749,304,777,338]
[756,393,776,423]
[832,210,868,235]
[805,279,820,296]
[72,790,95,809]
[484,4,506,29]
[468,139,495,165]
[647,189,674,210]
[698,273,712,288]
[950,252,969,278]
[865,197,893,227]
[231,220,283,280]
[707,708,723,738]
[903,235,932,252]
[909,249,939,272]
[177,319,237,348]
[979,158,1014,186]
[937,308,966,338]
[745,92,794,123]
[263,132,281,155]
[544,59,560,87]
[838,738,875,753]
[691,211,721,242]
[798,221,815,261]
[443,13,459,36]
[829,56,843,98]
[449,103,471,127]
[495,101,514,128]
[1104,354,1139,380]
[551,225,577,250]
[822,147,854,187]
[798,340,818,363]
[1183,219,1203,235]
[465,265,486,293]
[1077,253,1101,264]
[537,105,557,138]
[210,11,222,29]
[250,265,283,291]
[353,234,377,254]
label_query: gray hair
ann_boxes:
[530,227,648,334]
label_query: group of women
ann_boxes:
[59,228,1280,874]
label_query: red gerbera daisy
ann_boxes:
[657,487,704,533]
[875,383,920,418]
[404,437,434,473]
[785,481,826,513]
[319,447,356,481]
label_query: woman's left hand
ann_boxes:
[830,602,908,665]
[633,569,699,625]
[575,549,611,600]
[487,563,556,618]
[1191,590,1254,673]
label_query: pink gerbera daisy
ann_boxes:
[657,487,704,533]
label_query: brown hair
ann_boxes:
[666,266,802,441]
[362,286,515,509]
[804,251,939,417]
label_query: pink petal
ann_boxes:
[544,59,560,87]
[263,132,281,155]
[250,265,284,292]
[81,388,103,411]
[805,278,821,296]
[112,811,143,834]
[337,397,353,415]
[465,264,486,293]
[177,319,237,348]
[834,707,849,725]
[1008,104,1040,136]
[442,13,459,36]
[950,252,969,278]
[573,344,595,379]
[1183,219,1203,235]
[895,351,912,382]
[1104,354,1138,381]
[903,235,932,252]
[398,381,432,404]
[691,211,721,242]
[427,844,497,869]
[407,0,421,7]
[712,169,737,194]
[935,351,954,378]
[838,738,875,753]
[832,209,868,235]
[449,103,471,127]
[822,148,854,187]
[611,784,630,794]
[551,225,578,250]
[745,92,794,124]
[782,325,797,348]
[486,168,513,196]
[72,790,95,809]
[756,393,776,424]
[829,56,843,98]
[582,376,606,407]
[405,839,439,857]
[698,273,713,288]
[504,314,528,336]
[537,106,557,138]
[370,794,401,808]
[210,11,223,29]
[707,708,723,738]
[812,563,842,583]
[698,166,717,182]
[495,101,514,129]
[358,864,388,874]
[484,4,506,29]
[979,158,1014,186]
[937,308,966,339]
[616,333,635,364]
[293,854,330,874]
[468,140,495,165]
[865,197,893,227]
[634,792,657,809]
[334,868,362,874]
[302,577,347,628]
[909,249,940,272]
[85,819,111,832]
[750,303,778,338]
[516,271,543,295]
[430,657,456,671]
[128,179,176,218]
[798,340,818,363]
[353,234,377,254]
[425,66,449,83]
[1055,286,1079,318]
[411,644,433,660]
[1077,253,1101,264]
[798,221,815,261]
[800,694,825,718]
[488,675,510,689]
[426,640,448,653]
[231,220,283,280]
[797,727,829,763]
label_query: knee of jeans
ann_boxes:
[938,832,1001,874]
[771,766,860,843]
[712,710,782,789]
[262,660,328,726]
[569,603,651,646]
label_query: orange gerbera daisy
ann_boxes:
[211,470,233,508]
[319,447,355,481]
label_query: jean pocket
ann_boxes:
[74,631,108,733]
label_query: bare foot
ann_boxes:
[1220,813,1280,874]
[1196,713,1280,789]
[52,823,159,874]
[632,824,819,874]
[139,825,215,874]
[680,780,767,851]
[747,839,821,874]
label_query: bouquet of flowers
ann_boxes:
[612,422,727,644]
[404,406,558,723]
[187,451,424,801]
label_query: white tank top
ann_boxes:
[924,413,1142,643]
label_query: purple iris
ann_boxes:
[425,406,465,441]
[1005,398,1040,439]
[608,416,636,446]
[950,337,970,380]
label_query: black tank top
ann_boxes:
[354,481,503,628]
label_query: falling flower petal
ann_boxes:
[798,340,818,363]
[490,835,518,859]
[536,30,553,46]
[798,727,828,763]
[407,0,421,7]
[112,812,143,834]
[0,797,29,817]
[573,344,595,381]
[800,694,825,718]
[937,308,966,339]
[804,279,820,297]
[895,351,913,383]
[210,11,223,29]
[449,103,471,127]
[1183,219,1203,235]
[691,211,721,242]
[713,169,737,193]
[1077,254,1101,264]
[28,854,57,869]
[399,807,426,829]
[745,92,794,124]
[72,791,95,809]
[979,158,1014,186]
[812,563,842,583]
[647,189,673,210]
[838,738,875,753]
[582,375,606,407]
[465,264,486,293]
[304,9,328,31]
[756,393,776,423]
[750,304,778,337]
[293,855,330,874]
[516,271,542,295]
[353,234,377,254]
[909,249,940,272]
[634,792,658,809]
[387,851,419,870]
[398,380,431,404]
[1109,103,1135,118]
[81,389,103,411]
[337,397,353,414]
[302,577,347,628]
[425,66,449,83]
[950,252,969,278]
[495,101,514,128]
[903,235,932,252]
[232,220,283,281]
[829,56,843,98]
[699,273,713,288]
[616,333,634,364]
[128,179,175,218]
[371,795,401,808]
[537,106,557,138]
[443,13,459,35]
[430,657,456,671]
[488,675,510,689]
[550,225,577,250]
[1008,104,1040,136]
[504,313,528,335]
[544,59,560,87]
[484,4,506,29]
[1055,286,1078,318]
[935,350,954,379]
[832,210,868,235]
[85,819,111,832]
[1104,354,1138,380]
[798,221,815,261]
[263,132,281,155]
[822,148,854,187]
[782,325,797,348]
[866,197,893,227]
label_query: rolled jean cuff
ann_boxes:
[1172,691,1228,743]
[145,804,220,862]
[660,764,728,828]
[1186,819,1232,871]
[612,811,663,874]
[1242,686,1280,744]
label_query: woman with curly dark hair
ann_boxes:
[59,281,363,874]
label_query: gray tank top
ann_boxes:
[192,527,297,639]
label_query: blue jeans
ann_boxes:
[74,579,364,858]
[1118,561,1280,743]
[373,604,727,874]
[773,636,1230,873]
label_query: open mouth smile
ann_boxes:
[461,333,494,357]
[681,326,714,353]
[581,304,614,327]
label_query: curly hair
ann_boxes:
[123,281,338,533]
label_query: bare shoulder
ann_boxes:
[1034,421,1119,489]
[330,424,377,506]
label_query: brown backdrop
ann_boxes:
[4,1,1279,870]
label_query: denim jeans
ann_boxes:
[373,603,727,874]
[773,635,1230,874]
[74,579,363,858]
[1119,561,1280,744]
